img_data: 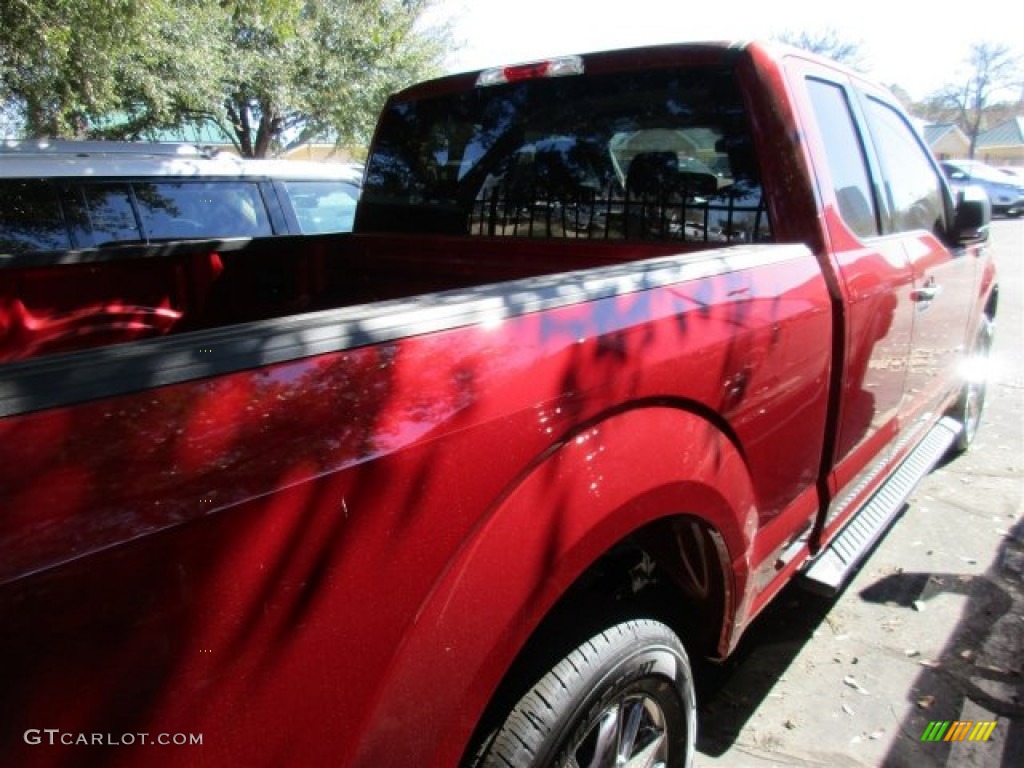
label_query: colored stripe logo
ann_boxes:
[921,721,997,742]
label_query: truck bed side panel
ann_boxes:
[0,243,830,765]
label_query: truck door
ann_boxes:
[798,75,917,517]
[854,95,975,433]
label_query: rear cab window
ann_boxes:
[359,64,771,244]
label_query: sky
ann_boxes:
[421,0,1023,102]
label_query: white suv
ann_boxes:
[0,140,362,256]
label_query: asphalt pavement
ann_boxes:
[696,218,1024,768]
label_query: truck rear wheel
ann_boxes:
[471,619,696,768]
[950,315,994,454]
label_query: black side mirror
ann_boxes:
[952,184,990,244]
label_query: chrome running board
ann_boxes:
[801,417,961,596]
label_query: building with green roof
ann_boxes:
[977,117,1024,167]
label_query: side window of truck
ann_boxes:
[805,78,879,239]
[282,180,361,234]
[134,181,273,240]
[70,183,143,246]
[860,98,947,236]
[0,180,71,254]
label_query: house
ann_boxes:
[278,140,359,163]
[922,123,970,161]
[168,125,360,163]
[976,117,1024,167]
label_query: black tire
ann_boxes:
[471,619,696,768]
[950,315,994,454]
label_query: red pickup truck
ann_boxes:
[0,41,998,767]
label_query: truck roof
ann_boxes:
[387,39,883,106]
[391,41,752,102]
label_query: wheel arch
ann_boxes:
[349,403,758,766]
[984,282,998,320]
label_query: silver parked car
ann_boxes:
[1,139,362,256]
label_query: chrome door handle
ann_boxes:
[912,277,942,303]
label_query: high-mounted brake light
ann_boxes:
[475,55,584,87]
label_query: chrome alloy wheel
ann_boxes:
[565,691,670,768]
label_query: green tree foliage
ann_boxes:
[1,0,447,156]
[0,1,223,137]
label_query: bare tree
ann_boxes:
[932,42,1022,157]
[774,28,866,70]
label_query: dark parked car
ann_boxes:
[941,159,1024,217]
